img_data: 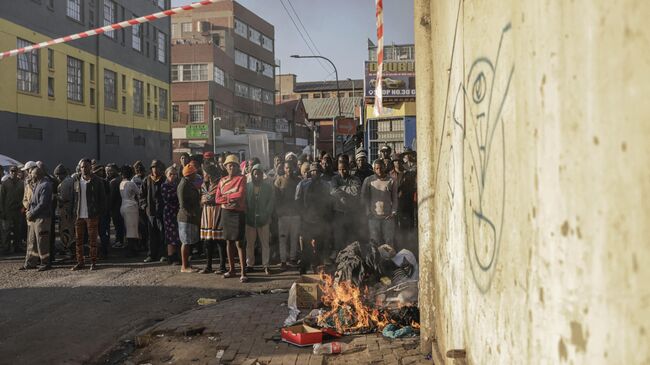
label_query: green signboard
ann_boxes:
[186,124,208,139]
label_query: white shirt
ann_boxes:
[79,178,89,219]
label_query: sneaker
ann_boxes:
[160,256,169,263]
[89,263,97,271]
[37,265,52,272]
[264,267,271,276]
[111,242,124,249]
[199,267,213,274]
[71,263,85,271]
[143,256,154,263]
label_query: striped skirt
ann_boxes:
[200,205,224,240]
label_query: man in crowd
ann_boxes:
[267,155,284,181]
[403,148,417,172]
[106,164,125,250]
[93,165,112,259]
[320,154,336,182]
[22,167,53,271]
[245,164,275,275]
[203,151,216,167]
[72,159,106,271]
[361,159,398,245]
[0,166,25,254]
[353,150,374,183]
[296,163,333,273]
[141,160,166,263]
[330,160,362,252]
[390,155,418,248]
[379,145,393,173]
[274,161,301,269]
[54,164,75,258]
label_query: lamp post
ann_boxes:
[291,54,341,156]
[212,115,222,154]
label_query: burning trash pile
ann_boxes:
[281,241,420,349]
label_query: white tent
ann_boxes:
[0,154,22,167]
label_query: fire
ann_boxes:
[317,273,389,334]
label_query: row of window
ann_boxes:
[234,81,274,105]
[17,125,167,147]
[234,18,273,52]
[66,0,167,63]
[177,104,274,132]
[17,38,168,119]
[234,49,273,78]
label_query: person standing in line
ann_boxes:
[54,164,75,258]
[266,154,284,181]
[330,160,362,252]
[179,153,191,169]
[21,167,53,271]
[119,165,139,257]
[245,164,275,275]
[379,145,393,173]
[106,164,125,250]
[140,160,166,263]
[389,155,417,248]
[177,164,202,273]
[320,154,336,182]
[94,165,111,259]
[132,160,148,252]
[274,161,301,269]
[161,166,181,264]
[199,164,226,274]
[352,150,374,183]
[0,166,25,254]
[71,159,106,271]
[215,155,248,282]
[361,159,398,246]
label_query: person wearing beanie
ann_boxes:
[177,164,201,272]
[245,164,275,275]
[199,164,226,274]
[215,154,248,282]
[161,166,181,265]
[352,150,373,183]
[274,161,302,269]
[141,160,166,263]
[299,162,311,180]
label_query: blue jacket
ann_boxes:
[28,179,53,219]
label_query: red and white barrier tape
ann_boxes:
[0,0,219,60]
[373,0,384,116]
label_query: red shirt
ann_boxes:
[215,175,246,211]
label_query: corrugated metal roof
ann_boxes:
[302,97,362,119]
[294,79,364,92]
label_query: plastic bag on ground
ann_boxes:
[283,283,301,326]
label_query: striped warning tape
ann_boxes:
[0,0,219,60]
[373,0,384,116]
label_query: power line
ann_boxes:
[279,0,331,76]
[286,0,323,57]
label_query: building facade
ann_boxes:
[170,0,278,165]
[364,42,416,161]
[0,0,172,167]
[276,74,364,103]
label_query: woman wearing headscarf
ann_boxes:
[161,166,181,264]
[215,154,248,282]
[119,165,139,257]
[177,164,202,272]
[199,164,226,274]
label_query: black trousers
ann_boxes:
[146,216,164,259]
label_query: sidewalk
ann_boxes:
[128,293,432,365]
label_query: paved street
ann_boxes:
[0,254,299,365]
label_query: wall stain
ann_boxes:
[622,142,627,152]
[593,136,599,145]
[539,287,544,304]
[570,321,589,353]
[576,226,582,239]
[561,221,570,236]
[632,253,638,272]
[558,338,568,361]
[532,206,536,218]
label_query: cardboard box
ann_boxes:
[295,275,323,309]
[281,324,341,347]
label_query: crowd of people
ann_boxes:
[0,145,417,283]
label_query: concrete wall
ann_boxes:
[414,0,650,364]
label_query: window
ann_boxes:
[103,0,116,39]
[89,63,95,82]
[121,74,126,90]
[248,27,261,45]
[313,93,321,99]
[300,93,309,99]
[157,31,166,63]
[48,77,54,97]
[322,92,331,98]
[159,88,168,119]
[171,24,179,38]
[282,95,290,100]
[235,82,249,98]
[261,34,273,52]
[16,39,39,94]
[132,23,142,51]
[235,49,248,68]
[262,90,274,105]
[262,62,273,78]
[67,56,83,101]
[248,56,260,72]
[175,64,208,81]
[250,87,261,101]
[89,87,95,106]
[106,134,119,145]
[234,18,247,37]
[18,126,43,140]
[214,66,225,86]
[104,69,117,109]
[48,49,54,69]
[189,104,204,123]
[171,65,179,81]
[172,105,179,122]
[121,96,126,112]
[155,0,165,9]
[181,22,192,33]
[67,130,86,143]
[133,79,143,114]
[67,0,82,21]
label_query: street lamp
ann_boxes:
[212,115,222,154]
[291,54,341,156]
[347,77,355,98]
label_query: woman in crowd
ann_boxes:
[119,165,139,257]
[199,164,226,274]
[177,164,202,273]
[161,166,181,264]
[215,154,248,283]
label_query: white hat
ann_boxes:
[285,152,297,161]
[21,161,37,171]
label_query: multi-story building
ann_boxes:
[275,74,364,103]
[364,42,417,161]
[0,0,172,167]
[170,0,278,165]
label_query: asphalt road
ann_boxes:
[0,254,299,365]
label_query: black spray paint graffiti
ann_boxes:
[457,23,514,293]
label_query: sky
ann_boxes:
[171,0,414,82]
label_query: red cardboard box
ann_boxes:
[281,324,341,347]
